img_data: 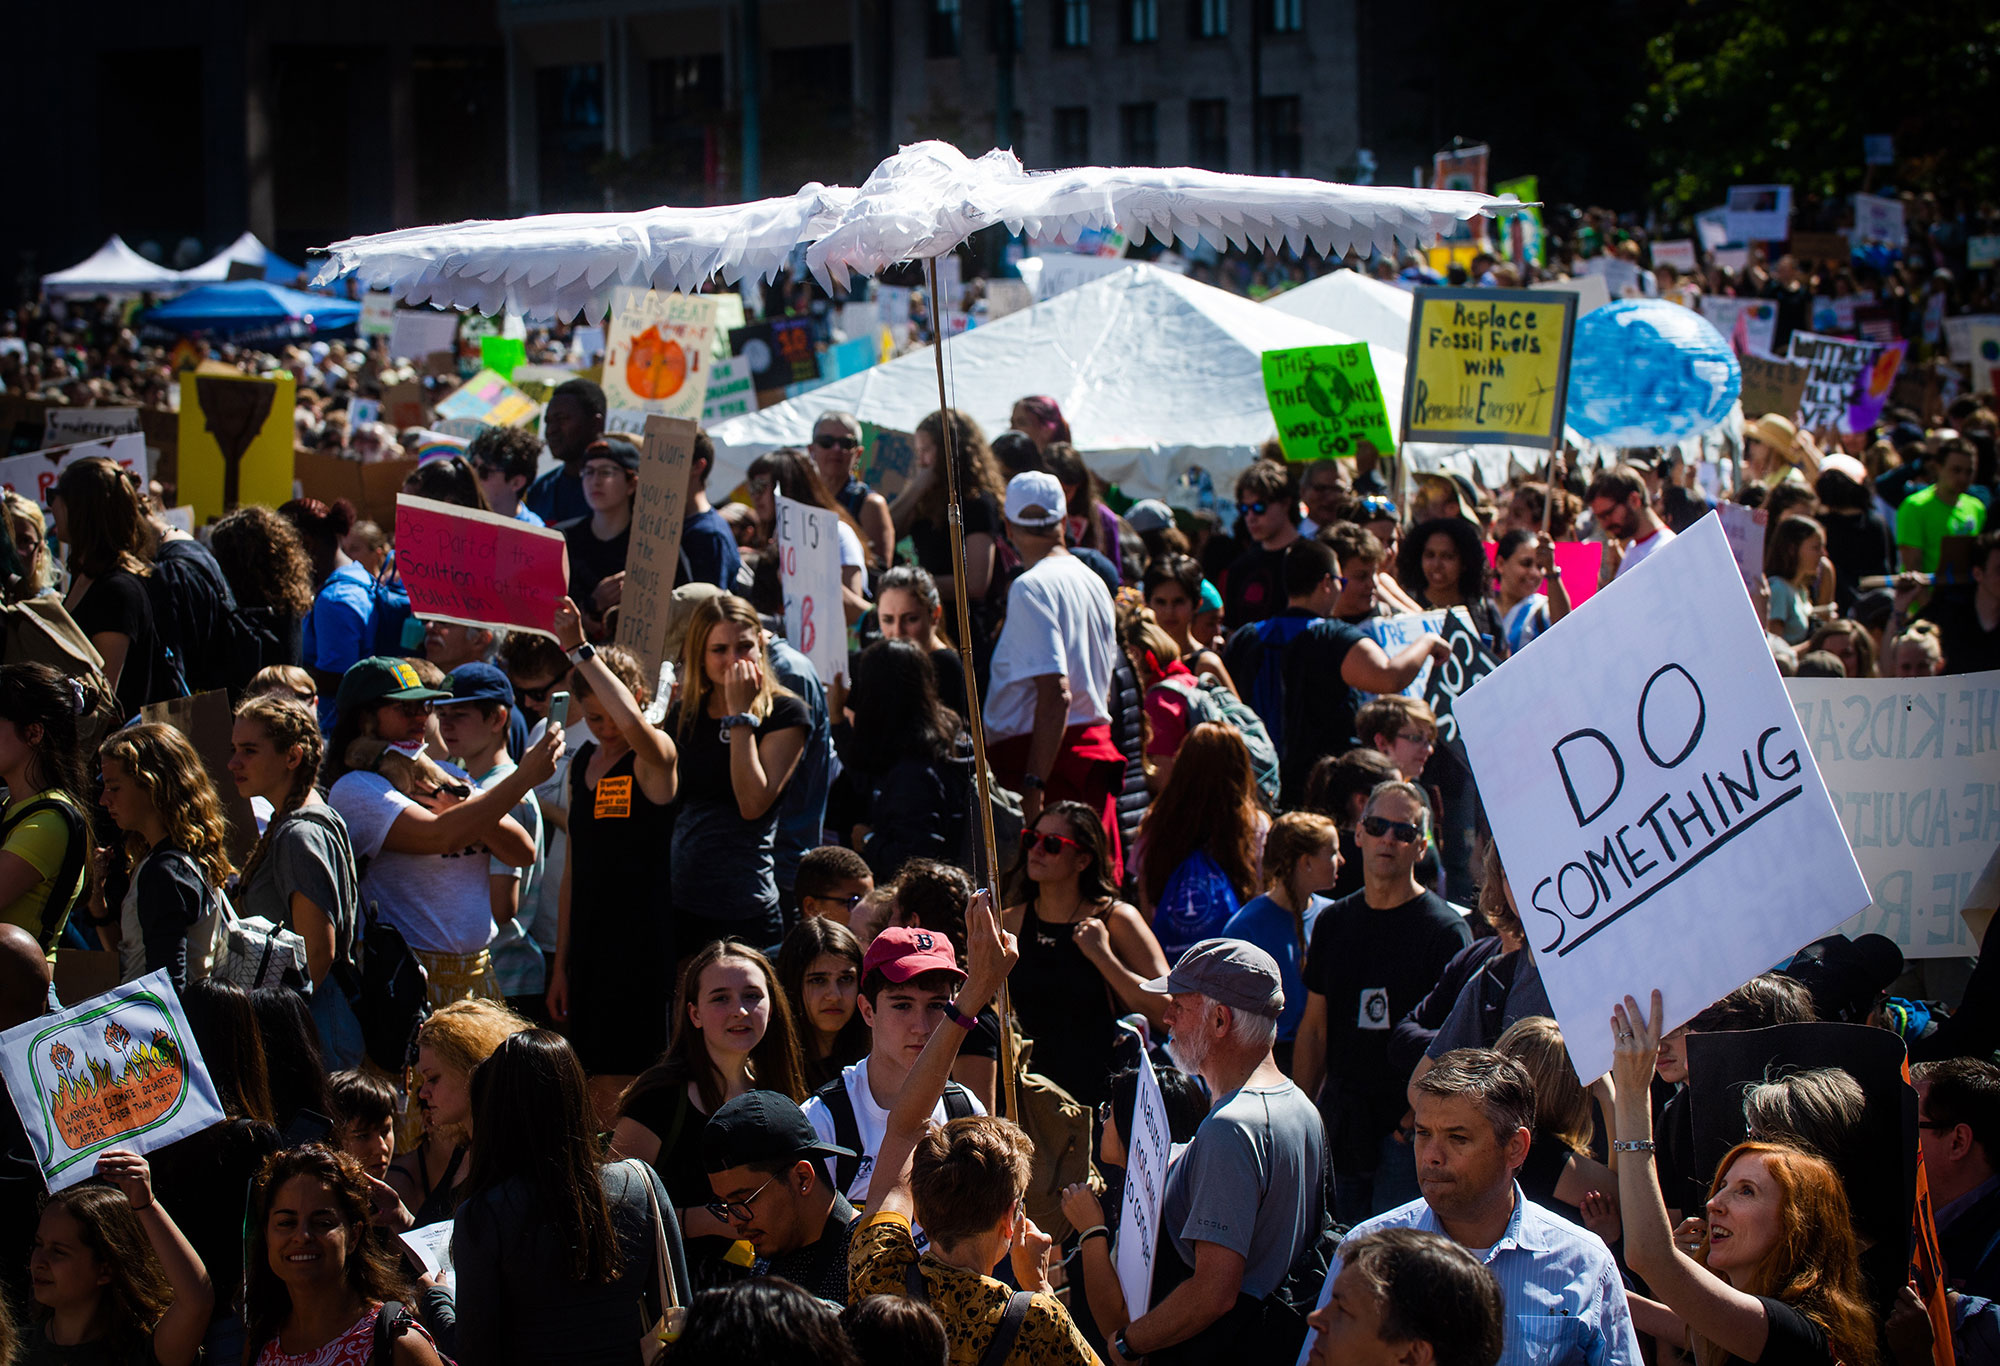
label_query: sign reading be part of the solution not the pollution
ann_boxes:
[1402,287,1576,447]
[395,495,570,640]
[1454,514,1869,1083]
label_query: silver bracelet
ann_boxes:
[1612,1139,1657,1153]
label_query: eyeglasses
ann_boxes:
[387,700,432,717]
[810,891,867,910]
[1020,829,1081,855]
[1394,731,1435,749]
[513,681,556,703]
[1362,815,1423,844]
[812,434,860,451]
[704,1176,776,1224]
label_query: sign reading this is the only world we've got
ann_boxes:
[1454,514,1870,1082]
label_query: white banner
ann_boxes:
[1786,671,2000,958]
[0,971,225,1191]
[1724,184,1793,243]
[1455,514,1869,1082]
[775,492,847,688]
[0,432,147,509]
[41,407,140,448]
[1698,296,1778,358]
[1115,1048,1171,1319]
[1716,500,1766,595]
[1852,193,1907,247]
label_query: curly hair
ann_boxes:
[209,504,315,618]
[97,723,234,889]
[232,695,326,892]
[34,1183,173,1355]
[244,1145,412,1361]
[1400,516,1491,606]
[912,408,1006,526]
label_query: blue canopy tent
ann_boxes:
[140,279,360,339]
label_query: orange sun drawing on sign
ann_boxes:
[626,326,688,400]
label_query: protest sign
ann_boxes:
[1853,193,1907,247]
[389,309,458,366]
[359,291,396,337]
[1848,341,1906,431]
[1019,253,1130,301]
[1402,288,1575,448]
[1432,142,1489,194]
[1969,237,2000,271]
[382,380,429,431]
[1651,240,1697,273]
[179,371,295,523]
[860,426,917,498]
[434,370,539,428]
[877,284,913,326]
[479,336,527,381]
[348,397,381,430]
[1787,332,1882,433]
[0,432,146,510]
[1698,297,1778,358]
[1579,255,1643,298]
[602,289,720,419]
[1263,344,1395,461]
[700,355,754,424]
[394,495,569,639]
[1783,670,1999,958]
[616,416,697,684]
[1425,606,1500,755]
[1363,610,1447,699]
[1530,273,1610,317]
[827,336,877,381]
[1493,175,1546,268]
[1724,184,1793,242]
[141,690,259,862]
[1716,501,1767,595]
[41,407,139,448]
[294,453,417,530]
[1114,1047,1171,1319]
[729,318,819,391]
[1454,515,1869,1082]
[1737,354,1809,421]
[775,492,847,688]
[1695,207,1734,251]
[1481,539,1603,609]
[0,971,225,1191]
[1789,232,1851,268]
[1943,315,2000,366]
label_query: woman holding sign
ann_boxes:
[1397,517,1507,659]
[747,448,873,624]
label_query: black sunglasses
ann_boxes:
[1238,500,1274,517]
[813,433,860,450]
[513,681,556,703]
[1362,815,1422,844]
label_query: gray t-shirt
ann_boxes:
[1163,1079,1325,1299]
[330,768,495,955]
[235,804,362,978]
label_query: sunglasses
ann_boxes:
[513,681,556,703]
[1237,500,1274,517]
[810,891,867,910]
[812,434,860,450]
[1362,815,1423,844]
[704,1176,776,1224]
[1358,497,1400,519]
[1020,829,1081,855]
[386,699,433,717]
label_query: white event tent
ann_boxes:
[179,231,307,285]
[1264,269,1418,353]
[41,236,186,298]
[708,262,1407,501]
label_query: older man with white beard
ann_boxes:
[1101,939,1328,1365]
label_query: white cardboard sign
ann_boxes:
[1724,185,1794,243]
[1785,671,2000,959]
[1361,609,1447,699]
[389,309,459,364]
[1454,514,1869,1082]
[41,407,140,448]
[1115,1048,1172,1319]
[775,492,847,688]
[0,432,148,510]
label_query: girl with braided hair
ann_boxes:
[229,694,365,1066]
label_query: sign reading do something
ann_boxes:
[1454,514,1869,1082]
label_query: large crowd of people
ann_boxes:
[0,221,1995,1366]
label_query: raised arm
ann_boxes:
[380,727,564,856]
[553,597,676,805]
[95,1151,213,1366]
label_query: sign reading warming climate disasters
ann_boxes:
[1454,515,1870,1083]
[394,495,570,640]
[1784,671,2000,959]
[1263,344,1396,460]
[1402,287,1575,447]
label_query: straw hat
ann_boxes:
[1746,413,1801,461]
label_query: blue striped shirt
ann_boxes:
[1298,1186,1642,1366]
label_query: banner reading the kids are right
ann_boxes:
[0,971,224,1191]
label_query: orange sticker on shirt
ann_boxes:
[593,775,633,819]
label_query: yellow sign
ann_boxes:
[177,371,296,524]
[1401,287,1576,447]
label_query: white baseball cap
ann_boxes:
[1004,470,1067,528]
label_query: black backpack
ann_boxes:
[0,796,89,953]
[813,1074,977,1196]
[343,902,431,1074]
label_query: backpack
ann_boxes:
[1151,848,1241,963]
[0,597,119,754]
[813,1073,977,1197]
[1006,1030,1097,1242]
[343,902,432,1073]
[1231,615,1320,754]
[368,578,413,657]
[1153,674,1282,810]
[221,604,286,695]
[0,795,88,953]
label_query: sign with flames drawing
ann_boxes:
[0,971,224,1190]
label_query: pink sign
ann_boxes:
[394,495,570,639]
[1483,538,1604,606]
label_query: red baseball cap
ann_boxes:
[862,926,964,984]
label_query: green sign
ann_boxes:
[479,336,528,381]
[1262,343,1395,461]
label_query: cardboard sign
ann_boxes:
[1789,231,1851,266]
[1114,1048,1172,1319]
[0,432,147,510]
[1425,605,1500,755]
[0,971,225,1191]
[382,380,429,431]
[1853,193,1907,247]
[1695,207,1734,250]
[1848,341,1907,431]
[1651,240,1697,273]
[293,453,418,530]
[1454,515,1870,1083]
[479,336,527,381]
[729,319,819,391]
[1402,288,1576,447]
[359,292,396,337]
[1019,252,1130,302]
[1716,501,1767,595]
[433,369,538,429]
[1784,671,2000,958]
[1737,355,1810,421]
[1362,609,1447,700]
[41,407,140,448]
[1724,184,1793,242]
[859,426,917,498]
[394,494,570,639]
[1579,255,1643,298]
[178,371,295,523]
[140,690,259,862]
[389,309,459,366]
[1969,236,2000,271]
[602,289,720,419]
[700,355,755,425]
[1787,332,1885,434]
[1264,344,1395,461]
[775,492,847,688]
[1697,297,1778,359]
[615,416,697,684]
[1942,315,2000,365]
[348,398,381,430]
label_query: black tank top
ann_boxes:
[1010,893,1120,1107]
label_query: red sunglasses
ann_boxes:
[1020,829,1081,855]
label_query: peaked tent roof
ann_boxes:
[1263,269,1417,353]
[179,231,308,285]
[41,236,186,298]
[708,262,1405,501]
[141,280,360,335]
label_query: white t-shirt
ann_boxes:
[1614,523,1677,579]
[983,552,1117,740]
[329,767,497,955]
[801,1054,989,1209]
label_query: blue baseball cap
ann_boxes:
[443,661,515,707]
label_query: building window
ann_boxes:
[1124,0,1157,43]
[1054,0,1090,47]
[1256,94,1301,174]
[536,63,604,212]
[1265,0,1301,32]
[1190,0,1227,37]
[1053,106,1090,165]
[928,0,961,57]
[1189,99,1227,170]
[647,55,726,190]
[1120,102,1158,164]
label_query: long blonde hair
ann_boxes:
[675,594,793,738]
[1494,1015,1592,1155]
[98,723,234,889]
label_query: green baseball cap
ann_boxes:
[335,656,452,713]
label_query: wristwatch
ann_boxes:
[1114,1328,1135,1360]
[568,642,596,664]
